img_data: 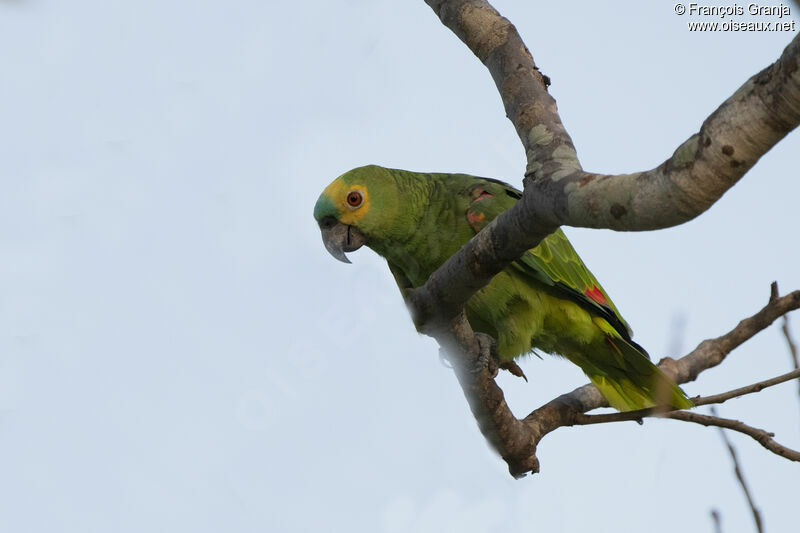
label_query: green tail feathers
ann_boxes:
[586,336,693,412]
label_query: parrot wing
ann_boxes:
[465,177,637,346]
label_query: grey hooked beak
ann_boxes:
[318,216,366,264]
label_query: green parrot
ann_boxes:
[313,165,692,411]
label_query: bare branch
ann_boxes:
[670,285,800,384]
[562,32,800,231]
[693,368,800,407]
[783,316,800,368]
[564,387,800,472]
[707,407,764,533]
[419,0,800,476]
[452,285,800,476]
[710,509,723,533]
[557,368,800,427]
[440,324,540,476]
[572,405,675,426]
[781,315,800,405]
[667,410,800,462]
[424,1,576,180]
[523,287,800,430]
[413,2,800,329]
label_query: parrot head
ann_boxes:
[313,165,403,263]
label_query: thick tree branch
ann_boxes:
[424,0,578,179]
[414,1,800,331]
[437,320,540,475]
[563,31,800,231]
[417,0,800,476]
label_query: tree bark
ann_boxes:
[415,1,800,477]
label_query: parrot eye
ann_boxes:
[346,191,363,208]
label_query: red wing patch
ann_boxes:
[466,210,486,228]
[585,285,608,306]
[471,188,493,201]
[467,188,493,231]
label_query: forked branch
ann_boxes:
[412,1,800,328]
[451,285,800,477]
[416,0,800,477]
[668,409,800,463]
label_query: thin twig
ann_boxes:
[710,509,723,533]
[781,315,800,404]
[692,368,800,407]
[572,368,800,426]
[665,410,800,462]
[413,1,800,330]
[531,287,800,417]
[574,395,800,464]
[671,285,800,385]
[573,405,674,426]
[709,407,764,533]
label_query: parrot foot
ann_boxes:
[474,333,499,378]
[441,334,522,381]
[438,339,498,378]
[474,333,527,381]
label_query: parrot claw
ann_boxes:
[441,334,524,382]
[474,333,527,381]
[498,361,528,382]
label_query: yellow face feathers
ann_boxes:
[320,178,371,226]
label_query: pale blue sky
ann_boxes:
[1,2,798,532]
